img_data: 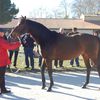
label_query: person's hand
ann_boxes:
[17,36,21,43]
[13,36,21,42]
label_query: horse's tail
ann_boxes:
[97,37,100,59]
[97,37,100,76]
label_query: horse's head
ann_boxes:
[11,16,28,37]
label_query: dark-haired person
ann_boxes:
[21,33,35,70]
[8,35,20,68]
[0,30,21,94]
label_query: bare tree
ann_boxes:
[29,0,70,18]
[60,0,69,18]
[72,0,100,18]
[52,8,64,18]
[29,8,51,18]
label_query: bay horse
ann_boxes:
[11,16,100,91]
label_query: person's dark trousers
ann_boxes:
[29,48,34,69]
[24,47,34,69]
[39,55,42,67]
[75,57,80,66]
[24,48,29,68]
[8,50,14,69]
[70,59,74,66]
[59,60,63,67]
[0,67,7,92]
[9,50,13,61]
[70,57,80,67]
[13,51,19,66]
[54,60,58,68]
[9,50,19,67]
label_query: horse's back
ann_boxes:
[78,34,100,60]
[79,34,99,50]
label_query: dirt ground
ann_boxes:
[0,71,100,100]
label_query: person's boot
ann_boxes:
[1,89,11,94]
[13,64,17,68]
[31,66,34,71]
[0,77,11,94]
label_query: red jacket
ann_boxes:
[0,37,21,67]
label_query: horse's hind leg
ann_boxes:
[41,59,46,89]
[46,59,54,91]
[82,54,91,88]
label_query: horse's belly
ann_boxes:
[53,50,82,60]
[42,42,83,60]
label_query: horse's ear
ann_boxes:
[21,15,26,19]
[21,15,24,18]
[24,16,26,19]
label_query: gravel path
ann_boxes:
[0,71,100,100]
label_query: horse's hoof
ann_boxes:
[42,85,46,89]
[42,87,45,89]
[82,85,86,88]
[47,88,52,92]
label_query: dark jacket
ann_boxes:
[21,34,35,48]
[67,32,79,36]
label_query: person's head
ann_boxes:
[72,27,77,32]
[0,29,4,37]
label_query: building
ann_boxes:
[0,14,100,34]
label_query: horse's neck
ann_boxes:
[30,29,50,46]
[29,21,56,47]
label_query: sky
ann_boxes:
[11,0,73,18]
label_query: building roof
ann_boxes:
[0,18,100,30]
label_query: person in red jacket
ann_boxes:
[0,29,21,94]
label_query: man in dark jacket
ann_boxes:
[21,33,35,70]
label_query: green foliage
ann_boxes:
[0,0,19,24]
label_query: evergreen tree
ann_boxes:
[0,0,19,24]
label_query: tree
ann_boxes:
[29,0,69,19]
[0,0,19,24]
[72,0,100,18]
[60,0,69,18]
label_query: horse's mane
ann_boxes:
[26,19,50,33]
[26,19,64,44]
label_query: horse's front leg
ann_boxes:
[41,59,46,89]
[46,59,54,91]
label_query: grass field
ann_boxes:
[9,46,88,72]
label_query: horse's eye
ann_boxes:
[18,24,23,27]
